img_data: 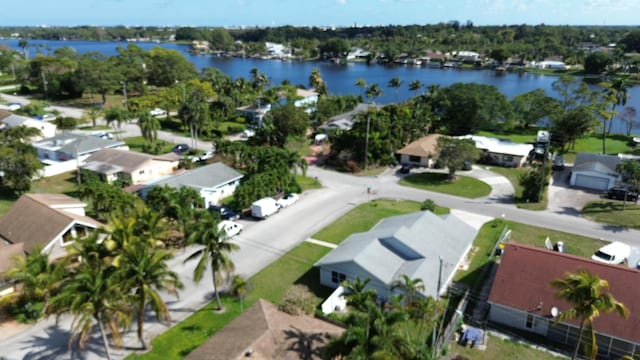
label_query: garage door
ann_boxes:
[574,174,609,190]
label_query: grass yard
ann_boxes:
[448,334,562,360]
[357,165,390,177]
[296,175,322,191]
[312,199,423,244]
[582,200,640,230]
[483,166,548,211]
[124,136,176,154]
[400,172,492,199]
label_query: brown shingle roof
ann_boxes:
[185,299,344,360]
[488,243,640,343]
[0,194,101,253]
[396,134,443,157]
[84,148,153,173]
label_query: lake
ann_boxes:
[2,38,640,135]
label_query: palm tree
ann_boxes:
[184,211,239,310]
[104,106,127,140]
[309,68,327,96]
[84,107,102,128]
[388,76,403,102]
[230,274,250,312]
[49,234,129,360]
[391,274,425,309]
[118,240,183,349]
[6,246,66,317]
[605,78,628,135]
[615,159,640,208]
[355,78,367,100]
[408,80,422,96]
[137,109,160,144]
[551,270,629,360]
[365,83,383,104]
[341,276,375,312]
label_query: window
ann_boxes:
[139,170,145,175]
[331,271,346,284]
[525,314,535,329]
[502,155,514,163]
[409,155,421,163]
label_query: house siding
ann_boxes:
[319,265,392,300]
[488,303,549,336]
[399,154,431,167]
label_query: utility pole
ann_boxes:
[364,112,370,171]
[432,256,443,359]
[121,81,128,111]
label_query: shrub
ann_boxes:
[278,284,315,316]
[421,199,437,212]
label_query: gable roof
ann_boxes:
[185,299,343,360]
[457,135,533,157]
[320,103,382,131]
[488,243,640,343]
[573,152,620,175]
[396,134,443,157]
[148,162,243,190]
[83,148,153,174]
[32,133,125,156]
[0,194,102,253]
[316,211,477,297]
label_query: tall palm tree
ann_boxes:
[184,211,239,310]
[391,274,425,309]
[118,241,183,349]
[49,234,129,360]
[365,83,383,104]
[388,76,403,102]
[309,68,327,96]
[137,110,160,144]
[551,270,629,360]
[408,80,422,97]
[355,78,367,100]
[606,78,628,135]
[342,276,375,312]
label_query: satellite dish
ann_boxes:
[551,307,559,317]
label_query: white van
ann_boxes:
[217,220,243,239]
[251,197,279,219]
[591,242,631,265]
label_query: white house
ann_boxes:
[293,88,319,113]
[458,135,533,167]
[569,152,621,191]
[141,162,244,207]
[315,211,478,300]
[0,112,57,140]
[82,148,180,185]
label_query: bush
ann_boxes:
[421,199,437,212]
[278,284,316,315]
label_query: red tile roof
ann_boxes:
[488,243,640,343]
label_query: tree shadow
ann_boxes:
[20,324,107,360]
[284,326,332,360]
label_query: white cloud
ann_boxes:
[337,0,347,4]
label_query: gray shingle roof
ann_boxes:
[149,162,243,190]
[573,152,620,175]
[316,211,477,298]
[33,133,126,156]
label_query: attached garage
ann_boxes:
[569,153,620,191]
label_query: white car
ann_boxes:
[591,242,631,265]
[217,220,243,238]
[190,151,215,163]
[277,193,300,208]
[150,108,166,117]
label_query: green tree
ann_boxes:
[604,78,629,135]
[355,78,367,100]
[436,137,480,180]
[231,275,250,312]
[309,68,327,96]
[146,47,197,87]
[104,106,128,139]
[490,48,511,64]
[137,109,161,144]
[341,276,375,312]
[584,51,613,74]
[184,211,239,310]
[519,168,546,203]
[391,274,425,309]
[388,76,403,102]
[510,89,560,128]
[365,83,383,103]
[258,103,310,147]
[54,116,78,131]
[408,80,422,97]
[615,160,640,208]
[0,126,44,194]
[551,270,629,360]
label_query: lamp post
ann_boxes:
[121,81,128,111]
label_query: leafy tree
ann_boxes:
[145,185,200,241]
[83,107,103,128]
[146,47,197,87]
[308,67,327,96]
[619,30,640,52]
[0,126,44,194]
[584,51,613,74]
[388,76,403,102]
[510,89,560,128]
[615,160,640,208]
[184,211,239,311]
[77,52,123,105]
[355,78,367,100]
[420,199,437,212]
[318,38,349,59]
[365,83,383,103]
[341,276,376,312]
[551,270,629,360]
[114,44,148,94]
[436,137,480,180]
[519,168,546,203]
[603,78,629,135]
[54,116,78,131]
[618,106,638,136]
[490,48,510,64]
[391,275,425,309]
[104,106,128,139]
[258,103,310,147]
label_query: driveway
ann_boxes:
[547,165,603,216]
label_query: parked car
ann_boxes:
[93,131,113,140]
[150,108,166,117]
[208,205,240,220]
[591,242,631,265]
[7,103,22,111]
[190,151,214,163]
[277,193,299,208]
[552,155,564,170]
[251,197,279,219]
[398,164,412,174]
[607,187,639,202]
[172,144,190,154]
[217,220,243,239]
[36,113,57,121]
[462,160,472,171]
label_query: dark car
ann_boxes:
[398,164,412,174]
[462,160,472,171]
[607,187,639,202]
[552,155,565,170]
[208,205,240,220]
[172,144,190,154]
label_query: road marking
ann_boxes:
[305,238,338,248]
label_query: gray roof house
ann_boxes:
[569,152,621,191]
[315,211,478,299]
[0,111,57,140]
[141,162,244,207]
[319,103,382,132]
[33,132,128,162]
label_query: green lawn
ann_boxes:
[312,199,423,244]
[483,166,548,211]
[400,173,492,199]
[296,175,322,191]
[582,200,640,229]
[123,136,176,154]
[449,334,562,360]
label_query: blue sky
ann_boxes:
[6,0,640,27]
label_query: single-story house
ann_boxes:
[533,60,569,70]
[0,242,25,296]
[33,132,128,162]
[185,299,343,360]
[396,134,443,167]
[0,193,102,262]
[457,135,533,168]
[315,210,478,300]
[0,111,57,140]
[488,243,640,359]
[293,88,319,113]
[236,103,271,126]
[318,103,382,132]
[81,148,180,185]
[141,162,243,207]
[569,152,621,191]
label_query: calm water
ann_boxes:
[3,38,640,135]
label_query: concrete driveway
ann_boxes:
[547,165,603,216]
